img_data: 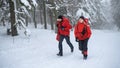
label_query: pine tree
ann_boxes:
[9,0,18,36]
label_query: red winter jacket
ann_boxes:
[74,21,92,40]
[57,17,72,36]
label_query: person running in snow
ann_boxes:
[74,16,92,59]
[56,15,74,56]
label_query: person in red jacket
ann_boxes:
[56,15,74,56]
[74,16,92,59]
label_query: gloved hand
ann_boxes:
[75,37,79,42]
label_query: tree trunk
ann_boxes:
[43,0,47,29]
[54,9,58,33]
[33,6,37,28]
[38,0,43,25]
[9,0,18,36]
[49,0,57,32]
[49,10,54,30]
[26,16,28,27]
[40,10,43,25]
[1,17,5,26]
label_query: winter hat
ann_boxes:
[58,15,63,19]
[79,16,85,20]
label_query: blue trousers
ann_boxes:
[58,35,74,55]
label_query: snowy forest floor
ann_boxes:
[0,26,120,68]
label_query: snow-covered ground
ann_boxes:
[0,26,120,68]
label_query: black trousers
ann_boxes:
[58,35,74,55]
[78,38,89,52]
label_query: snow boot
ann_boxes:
[57,53,63,56]
[83,51,88,60]
[83,55,87,60]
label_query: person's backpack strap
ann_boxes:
[81,24,87,35]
